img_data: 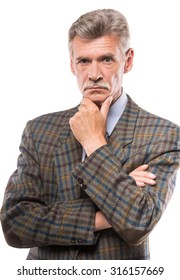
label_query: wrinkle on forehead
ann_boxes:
[71,35,124,59]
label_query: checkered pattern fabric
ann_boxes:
[1,95,180,259]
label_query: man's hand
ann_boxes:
[95,211,112,231]
[129,164,156,187]
[69,96,112,156]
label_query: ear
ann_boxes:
[70,58,76,75]
[124,48,134,73]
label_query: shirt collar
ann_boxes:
[106,91,128,136]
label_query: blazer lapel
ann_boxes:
[108,96,139,166]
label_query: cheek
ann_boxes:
[75,72,87,91]
[109,71,123,91]
[107,71,120,84]
[105,65,123,82]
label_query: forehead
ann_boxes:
[71,35,122,58]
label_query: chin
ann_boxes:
[87,93,109,103]
[90,98,106,107]
[85,88,109,99]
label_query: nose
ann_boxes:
[88,62,103,82]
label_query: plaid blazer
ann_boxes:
[1,95,180,260]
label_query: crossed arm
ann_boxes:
[95,164,156,231]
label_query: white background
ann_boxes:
[0,0,180,278]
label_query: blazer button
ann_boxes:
[82,184,87,190]
[77,178,87,189]
[77,178,84,186]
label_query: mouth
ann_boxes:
[84,86,109,92]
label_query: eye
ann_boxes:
[101,56,114,64]
[77,58,90,65]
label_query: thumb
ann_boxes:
[100,96,113,119]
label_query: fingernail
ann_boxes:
[149,179,156,185]
[150,174,156,179]
[109,96,113,104]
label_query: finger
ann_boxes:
[139,177,156,185]
[136,181,146,187]
[100,96,113,119]
[81,97,95,107]
[78,98,95,112]
[134,164,149,171]
[132,175,156,186]
[132,171,156,179]
[78,104,86,111]
[129,169,156,179]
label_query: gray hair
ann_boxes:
[68,9,130,55]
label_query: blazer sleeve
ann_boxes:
[71,125,180,246]
[0,121,97,248]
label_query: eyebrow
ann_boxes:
[98,53,115,60]
[75,53,115,62]
[75,56,90,62]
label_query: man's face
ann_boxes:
[70,35,133,106]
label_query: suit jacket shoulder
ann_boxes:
[28,106,78,137]
[128,95,179,128]
[126,96,179,144]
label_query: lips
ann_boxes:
[84,86,108,91]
